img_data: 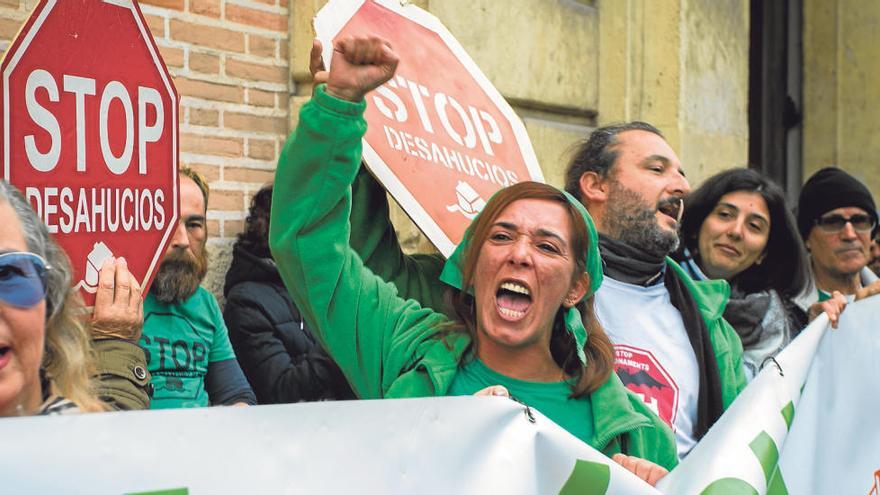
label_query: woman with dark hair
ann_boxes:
[269,36,677,483]
[675,168,810,379]
[223,184,354,403]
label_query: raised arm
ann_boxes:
[269,36,449,399]
[310,39,447,314]
[350,168,447,313]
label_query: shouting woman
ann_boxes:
[269,36,677,483]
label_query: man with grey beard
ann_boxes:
[140,167,256,409]
[564,122,745,459]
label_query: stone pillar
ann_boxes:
[803,0,880,197]
[598,0,750,185]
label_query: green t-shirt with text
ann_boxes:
[448,358,594,444]
[141,287,236,409]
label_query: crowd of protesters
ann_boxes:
[1,34,879,487]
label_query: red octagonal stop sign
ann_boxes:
[316,0,543,256]
[1,0,178,305]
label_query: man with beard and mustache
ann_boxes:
[140,167,256,409]
[562,122,745,459]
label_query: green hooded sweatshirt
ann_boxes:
[346,130,746,418]
[270,86,678,470]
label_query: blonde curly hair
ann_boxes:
[0,181,105,413]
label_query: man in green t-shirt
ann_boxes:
[140,167,256,409]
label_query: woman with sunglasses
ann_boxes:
[0,181,146,416]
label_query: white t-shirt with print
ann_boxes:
[595,275,700,459]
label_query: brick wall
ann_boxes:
[0,0,292,301]
[140,0,291,298]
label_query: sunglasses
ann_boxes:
[814,213,876,233]
[0,252,49,308]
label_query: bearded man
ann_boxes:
[140,167,256,409]
[564,123,745,459]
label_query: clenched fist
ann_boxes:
[324,35,399,102]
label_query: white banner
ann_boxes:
[659,295,880,494]
[0,395,657,494]
[3,298,878,494]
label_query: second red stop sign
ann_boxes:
[316,0,544,257]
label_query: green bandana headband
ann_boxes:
[438,188,603,365]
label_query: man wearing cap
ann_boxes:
[793,167,880,323]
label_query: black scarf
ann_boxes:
[723,286,771,347]
[599,235,725,440]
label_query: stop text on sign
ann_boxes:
[21,68,168,235]
[374,74,502,155]
[25,69,164,174]
[372,74,519,187]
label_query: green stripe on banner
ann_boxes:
[764,403,793,494]
[749,431,779,482]
[701,427,789,495]
[700,478,758,494]
[126,489,188,495]
[558,459,610,495]
[766,468,789,495]
[701,399,799,494]
[781,402,795,430]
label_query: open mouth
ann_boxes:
[0,346,9,357]
[496,281,532,320]
[657,198,683,223]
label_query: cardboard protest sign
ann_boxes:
[315,0,543,256]
[1,0,179,305]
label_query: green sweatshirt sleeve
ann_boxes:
[269,86,450,399]
[718,318,747,406]
[349,167,448,314]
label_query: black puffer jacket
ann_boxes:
[223,245,355,403]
